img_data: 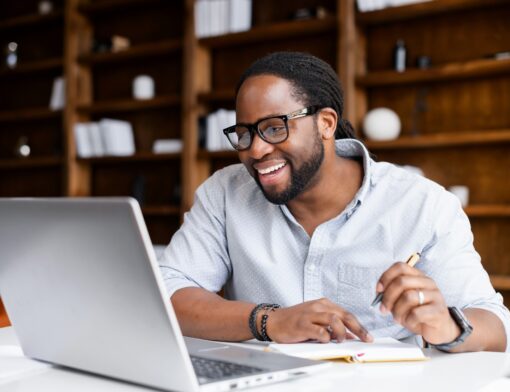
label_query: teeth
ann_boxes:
[258,162,286,175]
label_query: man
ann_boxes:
[160,52,509,352]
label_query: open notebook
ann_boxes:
[267,337,427,363]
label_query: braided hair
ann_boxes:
[236,51,356,139]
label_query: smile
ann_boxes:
[256,162,287,175]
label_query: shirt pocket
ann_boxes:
[337,264,394,330]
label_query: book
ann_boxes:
[99,119,135,156]
[267,337,427,363]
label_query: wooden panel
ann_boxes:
[365,4,510,71]
[90,2,183,45]
[0,167,62,196]
[371,145,510,204]
[0,119,62,158]
[145,215,181,245]
[212,33,337,91]
[91,161,181,206]
[92,56,182,101]
[367,76,510,135]
[252,0,337,26]
[0,0,64,21]
[472,219,510,277]
[0,298,10,328]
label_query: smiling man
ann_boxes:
[159,52,509,352]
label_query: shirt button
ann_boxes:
[308,264,316,272]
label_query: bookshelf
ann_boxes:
[346,0,510,302]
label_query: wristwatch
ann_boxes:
[430,307,473,352]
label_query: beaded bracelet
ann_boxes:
[260,304,281,342]
[248,303,280,341]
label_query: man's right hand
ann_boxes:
[264,298,373,343]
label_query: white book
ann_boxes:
[49,76,65,111]
[268,337,427,363]
[218,0,229,36]
[88,122,105,157]
[194,0,204,38]
[152,139,183,154]
[99,119,135,156]
[206,111,219,151]
[229,0,251,33]
[73,123,94,158]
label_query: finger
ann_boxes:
[381,275,435,313]
[338,311,373,342]
[391,288,436,325]
[377,262,424,294]
[305,324,332,343]
[328,314,347,342]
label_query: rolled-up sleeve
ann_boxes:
[158,172,232,298]
[422,190,510,352]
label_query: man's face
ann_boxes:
[236,75,324,205]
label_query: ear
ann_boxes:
[317,108,337,140]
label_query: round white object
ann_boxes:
[132,75,155,100]
[448,185,469,207]
[362,108,401,141]
[38,1,53,14]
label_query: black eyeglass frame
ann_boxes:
[222,105,322,151]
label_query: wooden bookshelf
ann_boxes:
[357,58,510,87]
[78,39,182,64]
[0,108,62,122]
[490,275,510,291]
[80,152,181,164]
[364,130,510,150]
[465,205,510,218]
[77,96,181,114]
[199,16,337,48]
[77,0,165,15]
[0,157,62,170]
[0,10,63,30]
[142,205,181,216]
[0,58,63,76]
[356,0,508,25]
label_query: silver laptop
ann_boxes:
[0,198,329,392]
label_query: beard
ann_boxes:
[255,131,325,205]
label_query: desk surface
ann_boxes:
[1,327,510,392]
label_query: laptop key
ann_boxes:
[191,355,264,382]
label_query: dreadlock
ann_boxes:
[236,51,356,139]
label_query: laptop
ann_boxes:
[0,198,329,392]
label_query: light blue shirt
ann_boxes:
[159,139,510,349]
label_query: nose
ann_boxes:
[247,132,274,159]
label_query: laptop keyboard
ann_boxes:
[190,355,264,382]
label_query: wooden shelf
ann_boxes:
[0,57,63,77]
[490,275,510,291]
[199,16,337,48]
[78,0,164,14]
[77,96,181,115]
[78,40,182,65]
[198,90,236,104]
[0,108,62,123]
[198,149,237,160]
[0,156,62,170]
[80,152,181,164]
[364,130,510,150]
[0,10,63,31]
[465,205,510,218]
[357,0,508,25]
[142,205,181,216]
[357,58,510,87]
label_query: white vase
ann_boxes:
[132,75,155,100]
[363,108,401,141]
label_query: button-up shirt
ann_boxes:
[159,139,510,350]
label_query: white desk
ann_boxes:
[1,327,510,392]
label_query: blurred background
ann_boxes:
[0,0,509,324]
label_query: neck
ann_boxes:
[286,154,363,237]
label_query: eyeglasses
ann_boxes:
[222,106,322,151]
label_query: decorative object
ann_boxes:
[132,75,155,100]
[49,76,65,110]
[5,42,18,69]
[416,55,431,69]
[293,6,328,20]
[111,35,130,52]
[38,0,53,14]
[362,108,401,141]
[393,39,407,72]
[152,139,183,154]
[14,136,31,158]
[448,185,469,207]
